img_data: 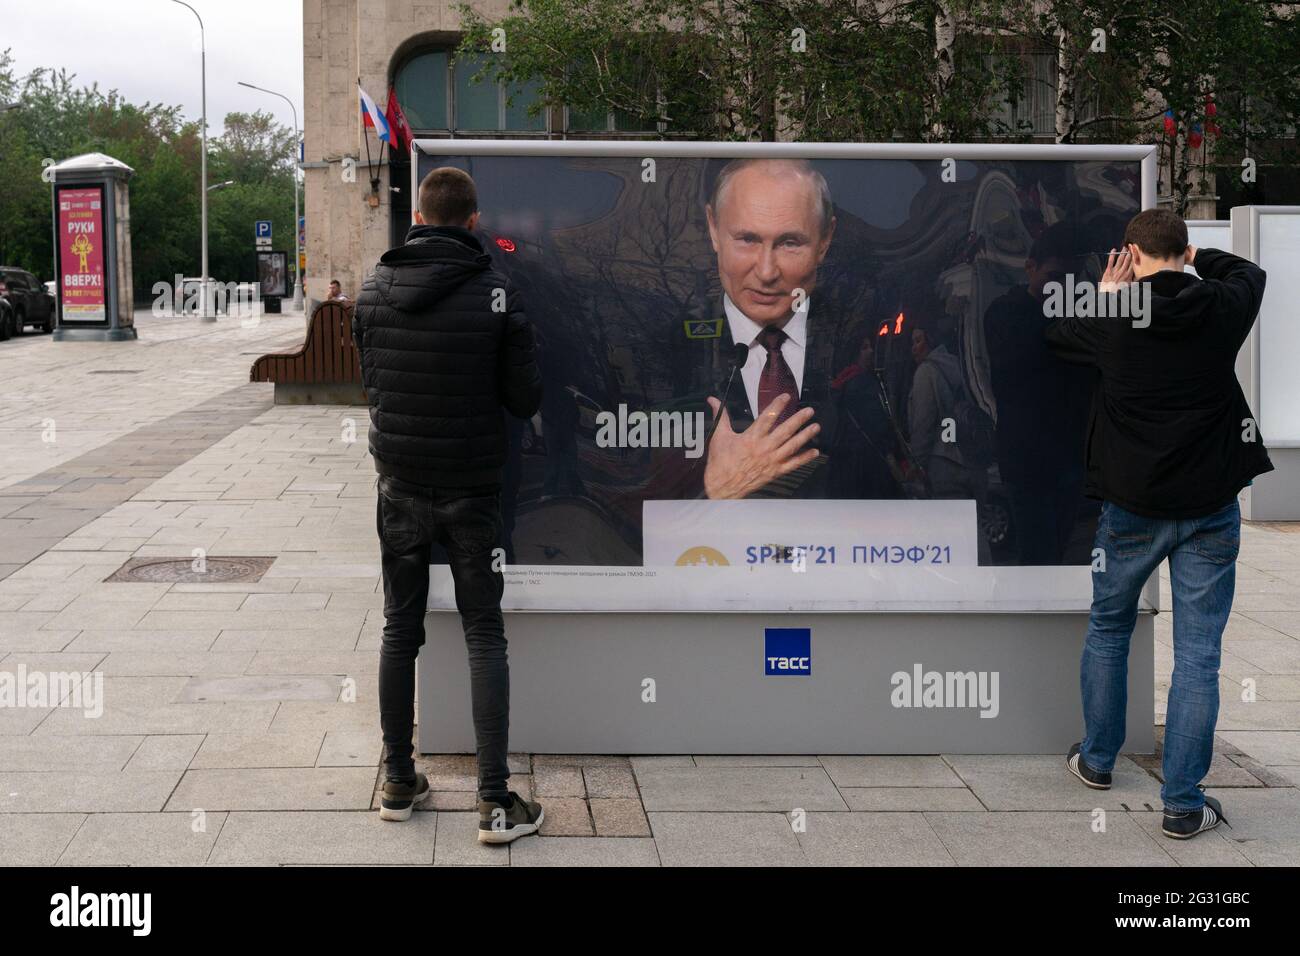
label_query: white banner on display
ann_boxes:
[641,499,978,570]
[425,498,1158,613]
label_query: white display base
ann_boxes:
[1241,448,1300,521]
[416,610,1156,755]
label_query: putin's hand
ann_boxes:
[703,394,820,500]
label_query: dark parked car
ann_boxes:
[0,267,55,338]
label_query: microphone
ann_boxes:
[701,342,752,451]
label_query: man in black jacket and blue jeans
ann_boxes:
[353,167,545,843]
[1046,208,1270,840]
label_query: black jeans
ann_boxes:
[375,474,510,802]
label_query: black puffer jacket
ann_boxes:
[353,224,542,489]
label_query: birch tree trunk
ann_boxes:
[930,2,957,141]
[1054,22,1075,144]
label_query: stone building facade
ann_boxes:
[304,0,576,305]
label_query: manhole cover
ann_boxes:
[105,556,276,584]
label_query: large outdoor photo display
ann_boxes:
[414,145,1144,610]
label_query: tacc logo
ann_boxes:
[765,627,811,676]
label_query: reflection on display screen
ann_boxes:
[413,150,1143,606]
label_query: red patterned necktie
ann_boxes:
[756,325,798,426]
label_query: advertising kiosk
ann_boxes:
[50,152,137,341]
[412,141,1160,755]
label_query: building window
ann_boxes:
[984,51,1102,138]
[565,104,653,134]
[394,47,668,135]
[394,51,448,130]
[504,78,547,131]
[985,52,1056,136]
[393,49,547,133]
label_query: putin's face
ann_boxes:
[707,164,835,327]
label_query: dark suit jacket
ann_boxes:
[671,297,899,499]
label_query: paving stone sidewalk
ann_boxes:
[2,311,1299,867]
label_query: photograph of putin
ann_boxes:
[416,147,1140,570]
[690,158,906,501]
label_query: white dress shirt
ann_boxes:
[722,293,808,418]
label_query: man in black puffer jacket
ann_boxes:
[353,167,544,843]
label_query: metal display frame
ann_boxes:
[1231,205,1300,519]
[410,140,1160,755]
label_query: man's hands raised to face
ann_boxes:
[1098,248,1136,293]
[702,393,820,499]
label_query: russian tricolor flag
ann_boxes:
[358,82,391,143]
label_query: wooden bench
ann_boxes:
[249,300,366,404]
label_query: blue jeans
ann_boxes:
[1080,498,1239,812]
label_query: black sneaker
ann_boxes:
[477,791,544,844]
[379,772,430,822]
[1066,742,1112,790]
[1162,794,1227,840]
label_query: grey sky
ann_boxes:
[5,0,303,136]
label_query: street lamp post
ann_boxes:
[237,80,303,312]
[171,0,213,320]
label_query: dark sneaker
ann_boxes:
[1066,742,1112,790]
[477,791,544,844]
[379,772,430,822]
[1162,794,1227,840]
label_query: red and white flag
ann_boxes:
[385,87,413,154]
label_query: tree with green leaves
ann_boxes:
[207,111,299,286]
[454,0,1299,213]
[1134,0,1300,214]
[0,50,298,294]
[1002,0,1300,211]
[455,0,1029,142]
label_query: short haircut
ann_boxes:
[708,159,834,238]
[418,166,478,226]
[1123,208,1188,259]
[329,279,340,286]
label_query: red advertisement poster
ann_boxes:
[57,186,107,321]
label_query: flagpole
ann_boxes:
[362,101,374,195]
